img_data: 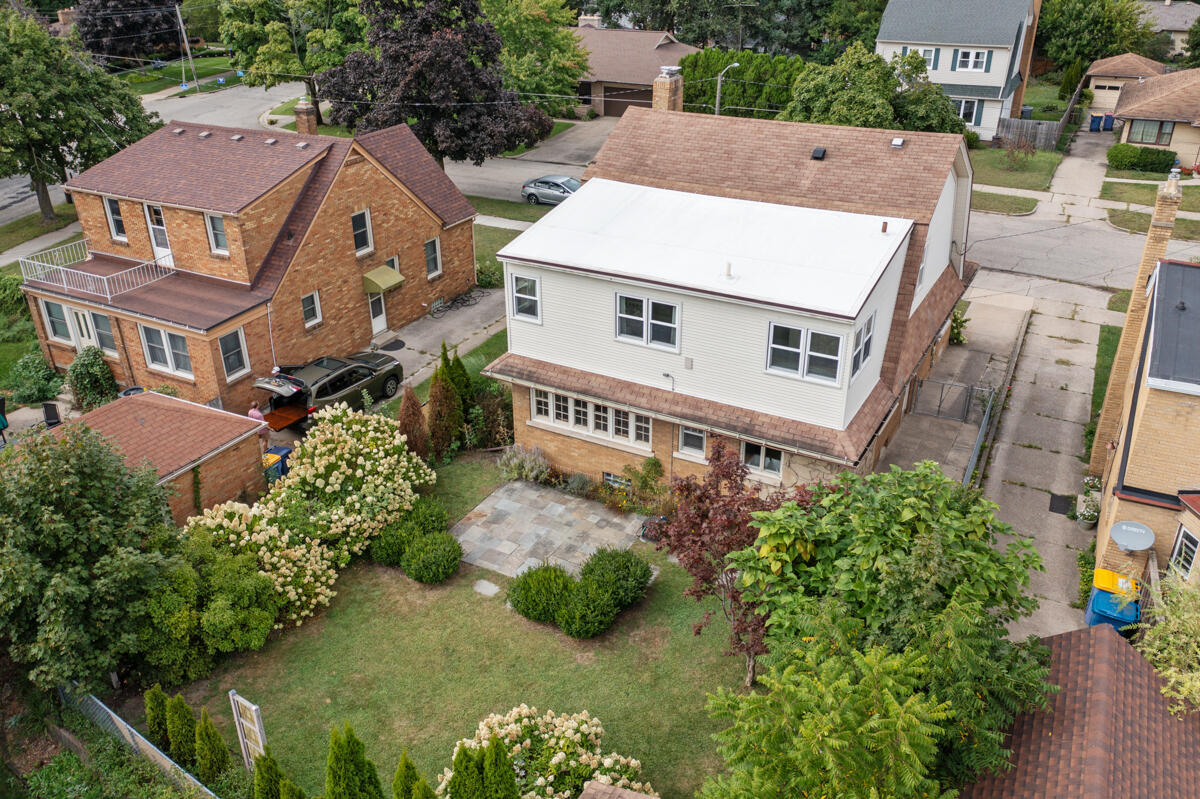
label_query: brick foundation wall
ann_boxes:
[163,434,266,526]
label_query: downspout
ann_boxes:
[266,301,278,369]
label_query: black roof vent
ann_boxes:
[811,147,826,161]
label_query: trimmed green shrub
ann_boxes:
[447,746,484,799]
[279,780,307,799]
[406,495,449,537]
[165,694,196,767]
[482,736,519,799]
[401,531,462,584]
[508,563,574,624]
[579,548,653,609]
[66,345,117,411]
[0,273,25,317]
[412,778,436,799]
[325,723,384,799]
[1106,142,1138,170]
[144,683,169,750]
[9,352,62,404]
[1135,146,1177,173]
[426,367,463,461]
[392,750,419,799]
[369,522,412,567]
[253,747,284,799]
[963,130,980,150]
[195,707,231,784]
[555,577,618,639]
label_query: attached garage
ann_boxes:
[602,86,653,116]
[574,24,698,116]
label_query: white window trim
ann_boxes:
[957,49,986,71]
[952,98,978,125]
[41,299,73,344]
[511,273,541,323]
[1170,524,1199,578]
[90,311,117,354]
[139,323,193,378]
[614,293,680,352]
[852,312,875,378]
[301,290,323,328]
[765,322,843,386]
[805,330,842,383]
[205,214,229,255]
[675,425,708,464]
[741,440,784,479]
[425,236,443,279]
[528,388,652,452]
[218,326,250,382]
[104,197,127,241]
[351,209,374,256]
[911,46,934,69]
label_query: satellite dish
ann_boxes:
[1111,521,1155,552]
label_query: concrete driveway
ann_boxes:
[514,116,619,166]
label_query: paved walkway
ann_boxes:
[450,481,644,577]
[476,214,531,231]
[0,221,81,266]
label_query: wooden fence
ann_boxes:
[995,84,1084,152]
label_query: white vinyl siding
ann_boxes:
[911,172,957,316]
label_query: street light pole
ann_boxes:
[715,62,740,116]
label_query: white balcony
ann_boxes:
[20,238,175,302]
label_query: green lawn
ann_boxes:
[1108,209,1200,241]
[0,340,37,388]
[1108,289,1131,312]
[430,451,506,524]
[467,195,551,223]
[121,56,232,95]
[1104,167,1192,181]
[972,190,1037,215]
[280,120,354,137]
[1023,80,1067,121]
[502,120,576,157]
[473,223,521,290]
[171,73,242,96]
[272,97,304,115]
[1085,324,1122,457]
[411,328,509,403]
[1101,181,1200,212]
[182,544,739,799]
[0,203,77,254]
[969,149,1064,191]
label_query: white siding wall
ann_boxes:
[875,42,1013,90]
[503,263,880,430]
[910,171,958,315]
[844,243,906,426]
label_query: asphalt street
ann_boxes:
[143,81,306,129]
[0,176,66,227]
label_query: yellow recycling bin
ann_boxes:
[1093,568,1141,597]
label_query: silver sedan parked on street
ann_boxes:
[520,175,581,205]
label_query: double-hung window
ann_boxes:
[911,47,934,69]
[767,324,804,373]
[104,197,126,240]
[424,237,442,278]
[512,274,541,321]
[952,99,977,124]
[42,300,71,342]
[206,214,228,254]
[767,323,842,383]
[806,332,841,381]
[91,313,116,353]
[218,327,249,381]
[957,49,986,71]
[553,393,570,422]
[615,293,679,349]
[351,210,373,255]
[743,442,783,475]
[534,389,550,417]
[1171,525,1199,578]
[852,313,875,377]
[679,426,706,455]
[140,324,192,376]
[1128,119,1174,146]
[301,291,322,327]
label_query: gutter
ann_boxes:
[157,423,266,484]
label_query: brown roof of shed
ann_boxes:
[1087,52,1165,78]
[66,122,330,214]
[960,625,1200,799]
[356,127,476,226]
[1115,67,1200,122]
[575,26,698,86]
[584,108,965,224]
[484,352,896,463]
[56,392,263,480]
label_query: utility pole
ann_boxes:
[715,62,740,116]
[174,3,199,94]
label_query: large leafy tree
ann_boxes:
[0,9,161,225]
[679,48,806,118]
[778,42,964,134]
[75,0,180,63]
[0,426,172,693]
[221,0,368,127]
[809,0,887,64]
[1183,19,1200,67]
[320,0,552,167]
[1038,0,1154,66]
[182,0,222,42]
[481,0,588,118]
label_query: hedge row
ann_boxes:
[508,549,653,638]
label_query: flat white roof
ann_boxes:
[498,178,915,318]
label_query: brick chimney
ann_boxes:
[652,66,683,112]
[1089,170,1182,475]
[293,100,318,136]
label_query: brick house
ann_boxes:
[52,391,266,526]
[19,121,475,413]
[483,70,974,489]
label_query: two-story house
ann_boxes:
[20,122,475,412]
[875,0,1041,141]
[483,72,973,488]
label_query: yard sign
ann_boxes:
[229,690,268,772]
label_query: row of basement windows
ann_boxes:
[350,209,443,277]
[531,388,784,476]
[511,274,876,383]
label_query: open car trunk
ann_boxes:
[253,376,310,431]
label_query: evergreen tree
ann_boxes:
[165,694,196,767]
[395,385,430,461]
[144,683,169,750]
[482,737,519,799]
[194,707,232,784]
[438,342,454,383]
[411,778,436,799]
[426,368,464,461]
[254,748,285,799]
[450,350,473,411]
[392,750,419,799]
[280,779,307,799]
[446,746,484,799]
[327,723,384,799]
[345,724,385,799]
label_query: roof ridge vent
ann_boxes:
[230,134,243,141]
[198,131,211,138]
[264,138,277,145]
[171,128,185,135]
[891,137,904,148]
[296,141,308,149]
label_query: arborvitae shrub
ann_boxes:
[507,563,574,624]
[426,368,463,461]
[195,707,231,784]
[395,384,430,461]
[392,749,419,799]
[482,736,519,799]
[165,694,196,767]
[446,746,484,799]
[144,683,169,750]
[253,747,284,799]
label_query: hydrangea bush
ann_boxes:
[437,706,655,799]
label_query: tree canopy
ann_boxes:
[1037,0,1154,66]
[320,0,552,167]
[480,0,589,117]
[679,48,806,118]
[75,0,179,64]
[0,8,161,223]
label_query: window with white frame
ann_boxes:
[301,291,322,327]
[767,323,804,373]
[573,398,589,427]
[104,197,126,240]
[532,389,650,447]
[957,49,986,70]
[424,237,442,278]
[766,323,842,383]
[218,327,249,381]
[806,332,841,381]
[634,414,651,443]
[603,472,631,489]
[553,393,569,422]
[351,210,373,255]
[852,314,875,376]
[384,255,400,272]
[534,389,550,417]
[592,403,609,433]
[1171,525,1199,578]
[679,426,706,455]
[952,99,978,124]
[910,47,934,69]
[743,441,783,475]
[512,274,540,321]
[206,214,228,254]
[615,294,678,349]
[91,312,116,352]
[613,409,630,438]
[42,300,71,342]
[140,324,192,375]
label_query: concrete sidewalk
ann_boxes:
[0,221,81,266]
[476,215,531,231]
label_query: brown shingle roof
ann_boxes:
[960,625,1200,799]
[66,122,331,214]
[1087,52,1165,78]
[356,127,476,226]
[1114,67,1200,122]
[584,109,965,224]
[484,352,896,463]
[55,392,263,480]
[575,26,698,86]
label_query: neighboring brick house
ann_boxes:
[483,72,974,489]
[1114,67,1200,166]
[52,391,266,526]
[875,0,1041,141]
[574,17,698,116]
[1086,52,1165,114]
[19,121,475,413]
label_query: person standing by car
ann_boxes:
[248,400,268,453]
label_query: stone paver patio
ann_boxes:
[450,481,644,577]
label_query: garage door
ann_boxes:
[603,87,653,116]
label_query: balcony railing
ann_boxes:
[19,238,175,302]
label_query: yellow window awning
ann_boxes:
[363,266,405,294]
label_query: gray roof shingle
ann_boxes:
[877,0,1030,47]
[1149,259,1200,386]
[1141,0,1200,32]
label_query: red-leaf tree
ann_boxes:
[654,438,811,687]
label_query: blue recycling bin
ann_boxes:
[1085,586,1140,635]
[265,446,292,481]
[1090,114,1103,132]
[1103,113,1114,131]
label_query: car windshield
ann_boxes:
[562,178,581,192]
